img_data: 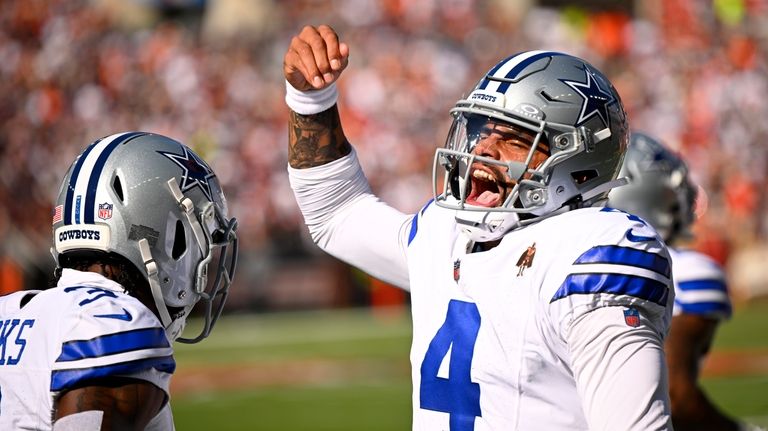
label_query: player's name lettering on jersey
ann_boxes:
[0,318,35,365]
[58,228,101,241]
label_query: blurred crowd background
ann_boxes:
[2,0,768,312]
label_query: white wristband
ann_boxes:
[285,80,338,115]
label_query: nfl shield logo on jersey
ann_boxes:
[623,308,640,327]
[98,202,113,220]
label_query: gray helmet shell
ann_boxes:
[52,132,238,342]
[433,51,629,241]
[607,132,697,242]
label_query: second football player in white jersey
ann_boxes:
[0,270,175,430]
[0,132,238,430]
[284,25,673,430]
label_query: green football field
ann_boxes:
[172,302,768,430]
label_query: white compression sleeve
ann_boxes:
[53,411,104,431]
[288,149,412,290]
[567,306,672,431]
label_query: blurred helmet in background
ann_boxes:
[607,132,697,243]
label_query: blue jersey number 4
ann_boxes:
[419,300,481,431]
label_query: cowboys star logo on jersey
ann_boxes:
[561,67,616,128]
[158,146,216,201]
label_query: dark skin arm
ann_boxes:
[284,25,352,169]
[54,377,165,430]
[665,314,740,431]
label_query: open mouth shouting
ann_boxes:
[465,165,513,208]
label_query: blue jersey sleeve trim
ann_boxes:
[57,327,170,363]
[408,214,419,246]
[551,273,670,305]
[575,245,671,277]
[678,279,727,293]
[675,300,732,318]
[51,355,176,392]
[421,199,434,215]
[408,199,434,246]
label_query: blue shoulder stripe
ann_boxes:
[678,279,727,293]
[676,300,732,317]
[551,273,669,305]
[575,245,671,277]
[57,327,170,363]
[51,356,176,391]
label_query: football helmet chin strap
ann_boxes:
[139,238,179,338]
[139,178,213,342]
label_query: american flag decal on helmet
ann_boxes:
[52,205,63,224]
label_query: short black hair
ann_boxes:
[50,251,149,296]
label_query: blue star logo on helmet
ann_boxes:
[158,146,215,201]
[561,67,616,128]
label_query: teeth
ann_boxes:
[472,170,496,183]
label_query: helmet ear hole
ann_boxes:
[113,175,125,202]
[571,169,598,185]
[171,220,187,259]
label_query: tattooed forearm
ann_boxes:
[288,106,352,169]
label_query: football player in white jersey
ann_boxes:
[283,25,673,430]
[607,133,741,430]
[0,132,238,430]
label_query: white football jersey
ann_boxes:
[289,150,674,430]
[406,202,672,430]
[669,248,732,319]
[0,269,174,430]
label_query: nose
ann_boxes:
[474,136,502,159]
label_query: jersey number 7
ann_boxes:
[419,300,481,431]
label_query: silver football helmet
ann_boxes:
[607,132,697,242]
[52,132,238,343]
[433,51,629,241]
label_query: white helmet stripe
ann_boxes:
[479,50,564,93]
[64,132,146,225]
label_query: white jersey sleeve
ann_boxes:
[567,307,671,430]
[544,207,674,430]
[669,248,732,319]
[545,207,673,337]
[50,284,174,394]
[288,149,413,290]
